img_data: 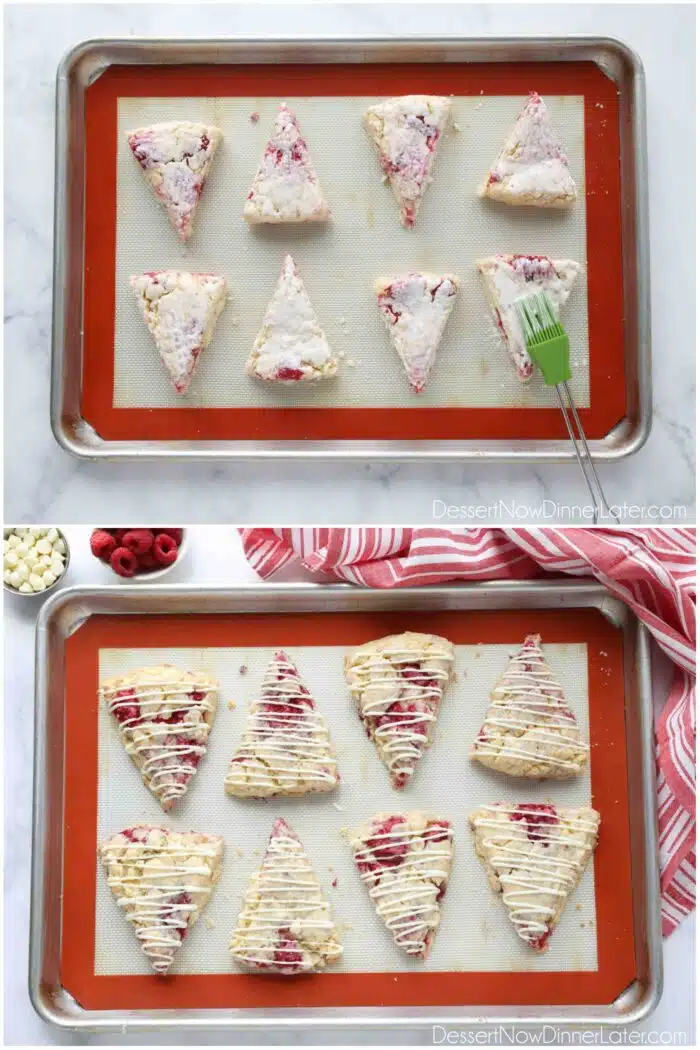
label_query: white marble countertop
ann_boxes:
[3,526,695,1044]
[3,3,695,525]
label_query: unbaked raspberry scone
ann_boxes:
[245,254,337,383]
[364,95,452,227]
[349,811,453,957]
[100,665,218,809]
[126,121,222,240]
[468,803,600,951]
[479,93,577,208]
[376,272,460,393]
[225,650,339,798]
[230,818,342,973]
[470,634,588,779]
[100,825,224,974]
[476,254,580,380]
[131,270,227,394]
[244,103,330,223]
[345,632,455,788]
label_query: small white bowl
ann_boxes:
[95,529,188,582]
[3,527,71,598]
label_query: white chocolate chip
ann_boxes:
[4,552,18,569]
[16,543,30,558]
[9,571,23,588]
[54,538,67,555]
[7,535,21,549]
[19,582,33,593]
[15,563,29,582]
[3,570,12,585]
[40,554,53,569]
[24,552,38,569]
[46,528,59,543]
[43,570,57,587]
[29,573,46,592]
[35,538,52,556]
[32,561,46,576]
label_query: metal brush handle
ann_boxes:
[555,383,619,525]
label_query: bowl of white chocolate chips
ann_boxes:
[3,527,70,596]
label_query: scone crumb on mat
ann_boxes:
[205,917,215,930]
[239,665,248,675]
[332,801,346,811]
[227,700,236,710]
[452,122,461,132]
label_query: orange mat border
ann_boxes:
[81,62,627,442]
[60,608,635,1011]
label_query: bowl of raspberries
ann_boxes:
[90,528,187,580]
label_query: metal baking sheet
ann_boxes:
[30,581,662,1032]
[51,37,650,462]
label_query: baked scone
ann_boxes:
[245,254,337,382]
[469,804,600,951]
[126,121,222,240]
[100,665,218,809]
[244,103,330,223]
[349,811,454,957]
[479,92,577,208]
[225,650,339,798]
[476,254,580,380]
[376,272,459,393]
[100,825,224,974]
[131,271,227,394]
[470,634,588,779]
[345,632,455,788]
[230,818,342,973]
[364,94,452,227]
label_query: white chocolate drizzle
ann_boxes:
[470,805,599,945]
[99,672,217,808]
[472,636,588,773]
[100,829,222,974]
[230,821,341,972]
[348,640,454,782]
[225,652,338,797]
[352,816,453,955]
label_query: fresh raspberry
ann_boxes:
[529,923,552,951]
[110,546,138,577]
[425,820,451,843]
[121,826,150,843]
[365,816,410,869]
[509,804,558,844]
[157,529,183,545]
[121,529,154,556]
[273,928,303,971]
[112,529,128,544]
[152,708,186,725]
[90,529,117,562]
[110,688,141,726]
[164,891,191,940]
[274,367,305,381]
[136,550,159,572]
[153,533,179,565]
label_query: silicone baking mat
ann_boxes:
[61,609,635,1011]
[81,63,626,442]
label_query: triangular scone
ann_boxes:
[225,650,339,798]
[100,825,223,974]
[364,95,452,227]
[244,103,330,223]
[350,811,454,957]
[470,634,588,779]
[126,121,222,240]
[131,271,227,394]
[469,804,600,951]
[230,818,342,973]
[476,254,580,380]
[376,272,459,393]
[479,93,577,208]
[245,254,337,382]
[344,632,454,788]
[100,665,218,809]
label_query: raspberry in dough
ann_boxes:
[126,121,222,241]
[349,811,454,957]
[244,103,330,223]
[344,631,455,788]
[245,254,337,382]
[476,254,580,380]
[376,272,459,393]
[100,825,224,974]
[230,818,342,973]
[131,271,227,394]
[99,665,218,810]
[479,93,577,208]
[225,650,339,799]
[469,804,600,951]
[470,634,588,779]
[364,95,452,227]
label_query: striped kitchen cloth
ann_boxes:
[240,526,696,936]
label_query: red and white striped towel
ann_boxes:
[241,526,696,936]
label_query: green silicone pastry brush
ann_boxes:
[516,292,619,524]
